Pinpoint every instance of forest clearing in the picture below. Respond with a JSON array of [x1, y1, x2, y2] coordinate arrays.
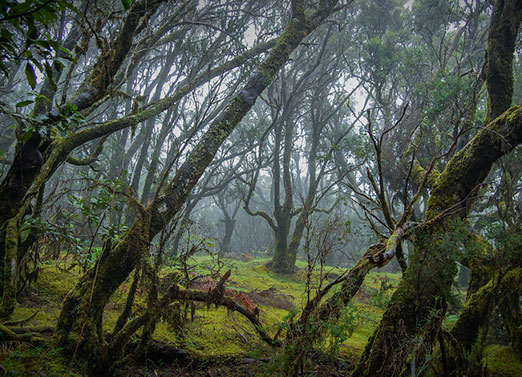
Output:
[[1, 0, 522, 376]]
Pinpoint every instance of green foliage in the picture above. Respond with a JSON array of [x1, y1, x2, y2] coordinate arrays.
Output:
[[423, 70, 473, 124], [21, 212, 82, 258], [0, 0, 83, 148], [485, 220, 522, 263], [0, 0, 76, 84], [14, 97, 86, 146], [364, 33, 400, 82], [412, 0, 463, 37], [368, 289, 390, 310], [325, 302, 358, 356], [36, 173, 130, 268], [368, 275, 393, 309], [276, 306, 298, 332], [53, 101, 85, 136], [356, 0, 406, 38]]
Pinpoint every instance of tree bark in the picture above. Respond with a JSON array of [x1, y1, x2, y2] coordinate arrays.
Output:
[[54, 2, 341, 368], [352, 102, 522, 376]]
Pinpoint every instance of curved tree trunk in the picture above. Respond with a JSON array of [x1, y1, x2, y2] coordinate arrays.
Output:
[[54, 3, 341, 370], [352, 100, 522, 376]]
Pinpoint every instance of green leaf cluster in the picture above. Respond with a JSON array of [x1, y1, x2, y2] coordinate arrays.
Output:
[[0, 0, 76, 87]]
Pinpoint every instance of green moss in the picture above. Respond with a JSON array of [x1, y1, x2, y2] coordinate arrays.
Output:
[[8, 263, 82, 329], [36, 264, 80, 300], [11, 306, 56, 329], [483, 345, 522, 377], [0, 342, 81, 377], [153, 256, 393, 360], [7, 254, 402, 375]]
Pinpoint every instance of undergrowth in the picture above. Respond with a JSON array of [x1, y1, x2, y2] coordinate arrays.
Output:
[[2, 255, 400, 376]]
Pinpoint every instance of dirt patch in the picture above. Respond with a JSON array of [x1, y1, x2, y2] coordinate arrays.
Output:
[[188, 277, 293, 311], [188, 276, 258, 313], [246, 287, 294, 311]]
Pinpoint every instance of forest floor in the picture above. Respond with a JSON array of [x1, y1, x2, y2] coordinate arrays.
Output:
[[1, 254, 521, 376]]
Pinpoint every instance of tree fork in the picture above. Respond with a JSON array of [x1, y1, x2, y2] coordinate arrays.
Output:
[[54, 0, 342, 367], [351, 99, 522, 377]]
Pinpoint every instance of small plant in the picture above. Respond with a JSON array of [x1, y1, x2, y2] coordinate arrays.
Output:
[[325, 302, 358, 356], [369, 275, 393, 309]]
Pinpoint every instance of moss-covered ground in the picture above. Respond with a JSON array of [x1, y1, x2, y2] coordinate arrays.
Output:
[[2, 255, 519, 376], [1, 255, 393, 375]]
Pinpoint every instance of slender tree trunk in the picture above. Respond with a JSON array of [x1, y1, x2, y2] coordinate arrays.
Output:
[[54, 5, 341, 369], [220, 216, 236, 253]]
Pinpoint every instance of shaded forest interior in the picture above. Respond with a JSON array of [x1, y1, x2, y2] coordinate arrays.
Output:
[[0, 0, 522, 376]]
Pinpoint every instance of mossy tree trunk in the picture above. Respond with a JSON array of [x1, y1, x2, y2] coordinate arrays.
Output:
[[268, 115, 296, 273], [0, 24, 79, 303], [352, 105, 522, 377], [352, 225, 457, 377], [220, 216, 236, 253], [0, 0, 165, 319], [429, 267, 522, 377], [485, 0, 521, 123], [270, 214, 294, 273], [54, 1, 342, 370], [424, 2, 522, 374], [499, 286, 522, 356], [0, 6, 279, 319]]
